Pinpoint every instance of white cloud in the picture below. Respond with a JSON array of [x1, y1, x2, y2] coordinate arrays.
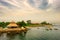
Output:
[[0, 0, 60, 24]]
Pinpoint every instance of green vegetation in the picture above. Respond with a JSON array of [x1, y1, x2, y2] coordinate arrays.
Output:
[[26, 20, 31, 26], [0, 22, 9, 28], [40, 21, 52, 26], [0, 20, 52, 28], [17, 20, 27, 27]]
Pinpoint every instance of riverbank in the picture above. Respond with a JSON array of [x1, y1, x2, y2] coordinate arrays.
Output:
[[26, 24, 53, 27]]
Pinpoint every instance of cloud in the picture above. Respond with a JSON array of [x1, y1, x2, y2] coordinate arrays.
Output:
[[48, 0, 60, 12], [0, 0, 60, 23], [38, 0, 49, 9], [53, 0, 60, 11], [28, 0, 60, 11], [28, 0, 49, 9], [0, 0, 19, 9]]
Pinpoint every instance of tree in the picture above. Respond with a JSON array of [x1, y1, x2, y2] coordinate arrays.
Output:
[[16, 22, 21, 27], [20, 20, 26, 27], [41, 21, 47, 25], [5, 22, 10, 26], [0, 22, 6, 28], [26, 20, 31, 26], [41, 21, 52, 25], [17, 21, 27, 27]]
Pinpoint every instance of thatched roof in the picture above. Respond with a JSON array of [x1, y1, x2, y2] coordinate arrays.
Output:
[[7, 21, 18, 28]]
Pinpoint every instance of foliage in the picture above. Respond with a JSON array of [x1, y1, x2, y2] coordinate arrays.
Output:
[[40, 21, 52, 25], [16, 22, 21, 27], [26, 20, 31, 26], [0, 22, 5, 28], [0, 20, 52, 28], [20, 20, 27, 27], [17, 21, 27, 27], [41, 21, 47, 25]]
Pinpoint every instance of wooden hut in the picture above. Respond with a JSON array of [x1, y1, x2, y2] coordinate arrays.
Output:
[[4, 21, 27, 34], [7, 21, 19, 28], [3, 21, 21, 33]]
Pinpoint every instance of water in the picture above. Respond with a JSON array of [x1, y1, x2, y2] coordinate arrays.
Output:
[[0, 26, 60, 40]]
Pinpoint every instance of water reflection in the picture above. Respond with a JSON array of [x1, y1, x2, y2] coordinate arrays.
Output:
[[0, 27, 60, 40], [0, 33, 8, 40], [0, 31, 27, 40]]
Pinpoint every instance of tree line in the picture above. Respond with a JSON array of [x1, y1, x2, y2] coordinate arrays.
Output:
[[0, 20, 52, 28], [0, 20, 31, 28]]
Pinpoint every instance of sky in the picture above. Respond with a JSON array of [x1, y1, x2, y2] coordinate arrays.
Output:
[[0, 0, 60, 24]]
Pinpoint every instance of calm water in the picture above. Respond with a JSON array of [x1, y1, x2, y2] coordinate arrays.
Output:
[[0, 26, 60, 40]]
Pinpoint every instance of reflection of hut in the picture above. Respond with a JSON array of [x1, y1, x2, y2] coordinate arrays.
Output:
[[7, 21, 19, 28]]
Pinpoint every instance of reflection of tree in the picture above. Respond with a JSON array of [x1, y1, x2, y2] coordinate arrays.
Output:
[[19, 31, 27, 37], [7, 33, 16, 40], [19, 32, 27, 40]]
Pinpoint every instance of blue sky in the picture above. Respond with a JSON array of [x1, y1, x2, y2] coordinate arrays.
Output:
[[0, 0, 60, 24]]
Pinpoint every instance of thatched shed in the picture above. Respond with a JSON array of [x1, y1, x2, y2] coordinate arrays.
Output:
[[7, 21, 19, 28]]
